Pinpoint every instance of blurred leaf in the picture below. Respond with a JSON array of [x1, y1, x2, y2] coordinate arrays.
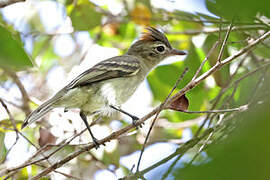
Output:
[[103, 148, 120, 167], [148, 42, 207, 121], [173, 97, 270, 180], [253, 41, 270, 58], [203, 34, 230, 87], [32, 36, 58, 72], [166, 94, 189, 111], [173, 10, 201, 23], [0, 25, 33, 70], [0, 132, 7, 163], [235, 70, 261, 106], [67, 0, 102, 31], [0, 119, 22, 131], [32, 36, 51, 59], [97, 23, 137, 49], [206, 0, 270, 21], [196, 12, 220, 22], [131, 2, 152, 26], [38, 127, 57, 147]]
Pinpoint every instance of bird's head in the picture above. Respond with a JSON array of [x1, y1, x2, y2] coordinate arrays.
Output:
[[127, 27, 187, 64]]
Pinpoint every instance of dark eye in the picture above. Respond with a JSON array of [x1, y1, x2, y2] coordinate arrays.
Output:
[[156, 45, 165, 53]]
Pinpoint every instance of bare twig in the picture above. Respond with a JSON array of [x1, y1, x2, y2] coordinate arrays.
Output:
[[5, 70, 31, 115], [0, 98, 19, 160], [166, 25, 267, 36], [136, 68, 189, 173], [121, 127, 219, 180], [180, 105, 248, 114], [192, 41, 219, 81], [217, 21, 234, 63]]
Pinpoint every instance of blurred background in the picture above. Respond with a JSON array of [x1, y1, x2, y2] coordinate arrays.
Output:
[[0, 0, 270, 179]]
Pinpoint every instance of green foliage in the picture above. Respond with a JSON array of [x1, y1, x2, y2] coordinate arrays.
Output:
[[0, 0, 269, 179], [67, 0, 102, 31], [173, 98, 270, 180], [0, 26, 33, 70], [206, 0, 270, 21], [203, 34, 230, 87], [148, 42, 208, 121], [32, 36, 58, 72]]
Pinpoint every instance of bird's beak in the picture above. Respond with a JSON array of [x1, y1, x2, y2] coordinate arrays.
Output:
[[170, 49, 187, 56]]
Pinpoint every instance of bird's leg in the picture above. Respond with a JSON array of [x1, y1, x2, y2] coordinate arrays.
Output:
[[109, 105, 142, 128], [79, 111, 100, 149]]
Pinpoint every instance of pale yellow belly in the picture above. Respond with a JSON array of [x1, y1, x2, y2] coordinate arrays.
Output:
[[54, 75, 143, 116]]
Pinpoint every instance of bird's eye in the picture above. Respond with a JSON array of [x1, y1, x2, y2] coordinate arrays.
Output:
[[156, 45, 165, 53]]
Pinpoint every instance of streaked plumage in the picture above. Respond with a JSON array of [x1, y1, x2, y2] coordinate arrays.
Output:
[[21, 27, 186, 147]]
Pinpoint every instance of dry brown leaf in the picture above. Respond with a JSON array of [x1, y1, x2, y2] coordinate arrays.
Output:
[[38, 127, 56, 147], [166, 94, 189, 111], [131, 3, 151, 26]]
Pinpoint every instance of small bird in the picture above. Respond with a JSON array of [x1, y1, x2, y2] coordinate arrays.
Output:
[[21, 27, 186, 148]]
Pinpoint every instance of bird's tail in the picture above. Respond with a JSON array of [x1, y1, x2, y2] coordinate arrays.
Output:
[[21, 99, 55, 129]]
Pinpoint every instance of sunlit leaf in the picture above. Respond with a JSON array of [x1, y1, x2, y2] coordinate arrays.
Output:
[[206, 0, 270, 21], [203, 34, 230, 87], [148, 42, 207, 121], [131, 3, 152, 26], [0, 25, 33, 70], [67, 0, 102, 31]]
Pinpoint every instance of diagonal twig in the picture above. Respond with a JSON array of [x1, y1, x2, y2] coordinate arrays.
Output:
[[11, 30, 270, 179], [136, 67, 189, 173]]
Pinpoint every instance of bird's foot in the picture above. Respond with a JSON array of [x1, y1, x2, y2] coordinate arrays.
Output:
[[92, 137, 100, 149], [131, 116, 143, 129]]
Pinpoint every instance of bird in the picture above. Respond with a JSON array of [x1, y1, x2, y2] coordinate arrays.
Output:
[[21, 27, 187, 148]]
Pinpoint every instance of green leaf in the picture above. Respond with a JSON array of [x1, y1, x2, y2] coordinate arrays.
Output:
[[206, 0, 270, 21], [203, 34, 230, 87], [253, 42, 270, 58], [0, 132, 7, 163], [68, 0, 102, 31], [32, 36, 58, 72], [0, 25, 33, 70], [147, 42, 207, 121]]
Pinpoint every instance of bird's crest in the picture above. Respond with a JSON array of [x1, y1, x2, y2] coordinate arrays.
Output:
[[139, 27, 171, 48]]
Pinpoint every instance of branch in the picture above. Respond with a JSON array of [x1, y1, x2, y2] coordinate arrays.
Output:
[[29, 30, 270, 180], [121, 127, 218, 180], [5, 70, 31, 115], [180, 105, 248, 114], [217, 21, 234, 63], [0, 0, 25, 8], [136, 67, 189, 173], [0, 98, 19, 161]]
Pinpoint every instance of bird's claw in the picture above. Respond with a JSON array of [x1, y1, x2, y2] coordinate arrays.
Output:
[[92, 137, 100, 149], [131, 116, 143, 129]]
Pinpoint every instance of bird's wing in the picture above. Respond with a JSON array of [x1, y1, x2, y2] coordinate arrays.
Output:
[[66, 55, 141, 89]]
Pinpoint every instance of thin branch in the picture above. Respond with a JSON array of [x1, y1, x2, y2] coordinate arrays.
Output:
[[192, 41, 219, 81], [168, 30, 270, 110], [180, 105, 248, 114], [217, 21, 234, 63], [5, 70, 31, 115], [0, 0, 25, 8], [166, 25, 267, 36], [121, 127, 218, 180], [195, 60, 270, 136], [136, 68, 189, 173], [0, 98, 19, 160], [3, 30, 268, 179]]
